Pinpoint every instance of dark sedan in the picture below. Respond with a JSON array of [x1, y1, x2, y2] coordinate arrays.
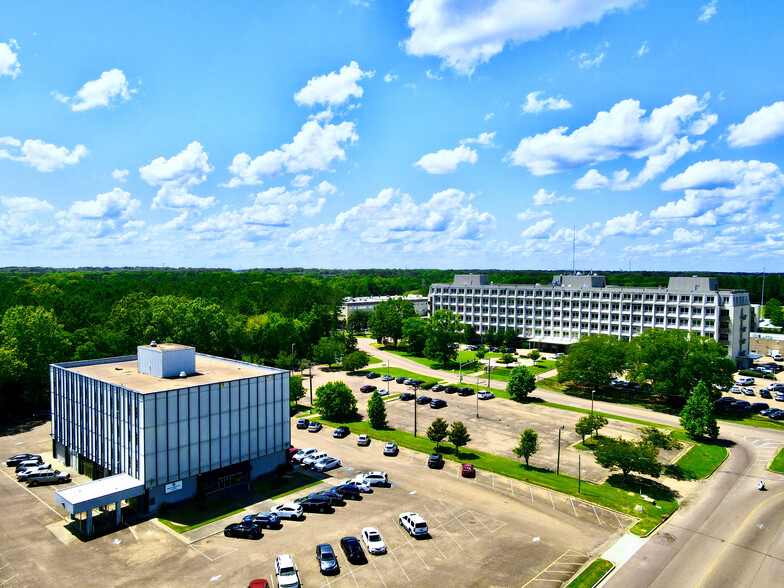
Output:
[[416, 396, 432, 405], [334, 483, 362, 500], [430, 399, 447, 409], [316, 543, 340, 575], [366, 372, 380, 379], [396, 376, 407, 384], [294, 495, 332, 513], [444, 386, 458, 394], [360, 385, 377, 393], [333, 426, 350, 438], [340, 536, 366, 564], [311, 490, 345, 506], [399, 392, 416, 401], [427, 453, 444, 469], [458, 387, 474, 396], [241, 512, 281, 528], [224, 522, 262, 539], [5, 454, 40, 467]]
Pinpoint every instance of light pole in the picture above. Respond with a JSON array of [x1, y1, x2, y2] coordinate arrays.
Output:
[[413, 384, 419, 437], [385, 360, 390, 395], [476, 376, 480, 418], [308, 362, 314, 405], [556, 424, 564, 475], [578, 454, 581, 494], [591, 390, 595, 415]]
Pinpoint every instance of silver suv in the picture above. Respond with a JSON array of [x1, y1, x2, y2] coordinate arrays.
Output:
[[26, 470, 70, 486]]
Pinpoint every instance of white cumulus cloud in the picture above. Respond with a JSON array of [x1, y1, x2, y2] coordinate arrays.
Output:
[[414, 144, 478, 174], [0, 40, 20, 78], [516, 208, 551, 221], [460, 132, 496, 147], [57, 69, 135, 112], [384, 72, 398, 83], [698, 0, 717, 21], [140, 142, 215, 210], [522, 91, 572, 114], [0, 136, 88, 172], [521, 217, 555, 239], [294, 61, 373, 107], [404, 0, 636, 74], [532, 188, 574, 206], [57, 188, 141, 238], [727, 102, 784, 148], [112, 168, 129, 182]]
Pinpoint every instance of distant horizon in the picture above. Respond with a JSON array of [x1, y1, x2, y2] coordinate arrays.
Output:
[[2, 2, 783, 271]]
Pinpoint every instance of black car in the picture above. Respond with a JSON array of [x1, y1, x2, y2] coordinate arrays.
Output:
[[715, 397, 736, 406], [396, 376, 407, 384], [399, 392, 416, 401], [296, 418, 309, 429], [366, 372, 380, 379], [505, 347, 516, 354], [312, 490, 345, 506], [750, 402, 770, 413], [458, 387, 474, 396], [444, 386, 458, 394], [769, 410, 784, 420], [731, 400, 752, 411], [224, 522, 263, 539], [333, 426, 350, 438], [427, 453, 444, 469], [760, 389, 773, 399], [294, 495, 332, 513], [334, 483, 361, 500], [432, 384, 445, 392], [340, 536, 366, 564], [430, 399, 447, 409], [416, 396, 432, 405], [241, 512, 282, 528], [5, 454, 40, 467], [316, 543, 340, 575]]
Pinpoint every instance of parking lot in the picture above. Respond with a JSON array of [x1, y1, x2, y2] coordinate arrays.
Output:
[[0, 420, 627, 587]]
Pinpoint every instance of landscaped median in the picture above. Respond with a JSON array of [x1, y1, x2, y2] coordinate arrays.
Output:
[[769, 447, 784, 473], [357, 366, 441, 387], [311, 416, 678, 536], [567, 559, 614, 588]]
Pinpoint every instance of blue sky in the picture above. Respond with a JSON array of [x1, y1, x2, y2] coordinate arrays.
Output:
[[1, 0, 783, 271]]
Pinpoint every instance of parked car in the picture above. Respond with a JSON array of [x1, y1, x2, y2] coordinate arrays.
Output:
[[403, 378, 414, 386], [416, 396, 432, 405], [399, 392, 415, 401], [312, 489, 344, 506], [270, 503, 304, 520], [248, 580, 269, 588], [334, 483, 362, 500], [715, 396, 736, 406], [357, 434, 371, 446], [16, 465, 52, 481], [340, 536, 366, 564], [296, 418, 309, 429], [760, 389, 773, 399], [730, 386, 742, 394], [315, 543, 340, 575], [377, 388, 389, 397], [313, 457, 341, 473], [768, 383, 784, 391], [15, 461, 51, 475], [769, 409, 784, 420], [287, 447, 300, 462], [775, 392, 784, 402], [333, 426, 350, 439], [772, 353, 783, 361], [461, 463, 475, 478], [26, 470, 70, 486], [292, 448, 318, 463], [242, 512, 281, 529], [431, 384, 445, 392], [366, 372, 380, 379], [731, 400, 752, 411], [274, 555, 301, 588], [737, 377, 755, 386], [360, 385, 377, 393], [396, 377, 407, 384], [381, 375, 395, 382], [458, 387, 474, 396], [5, 454, 40, 467], [383, 442, 399, 456], [399, 512, 429, 537], [224, 522, 263, 539], [15, 458, 44, 473], [553, 353, 565, 358], [444, 386, 458, 394], [307, 422, 323, 433], [361, 527, 387, 554], [342, 478, 372, 493], [360, 471, 389, 486], [742, 388, 755, 396], [750, 403, 769, 413], [430, 399, 447, 409], [294, 495, 332, 513], [302, 452, 328, 467], [477, 390, 494, 400], [427, 453, 444, 469]]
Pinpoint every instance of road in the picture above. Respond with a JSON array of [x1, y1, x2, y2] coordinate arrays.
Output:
[[357, 339, 784, 587]]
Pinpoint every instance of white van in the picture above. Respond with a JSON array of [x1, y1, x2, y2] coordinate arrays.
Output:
[[772, 353, 783, 361], [736, 376, 755, 386], [302, 452, 328, 467]]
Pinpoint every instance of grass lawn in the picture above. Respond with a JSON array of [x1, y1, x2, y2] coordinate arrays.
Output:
[[769, 447, 784, 473], [486, 361, 556, 382], [157, 496, 245, 534], [567, 559, 614, 588], [251, 470, 324, 500], [371, 344, 498, 373], [357, 366, 441, 386], [669, 443, 728, 479], [312, 416, 677, 536]]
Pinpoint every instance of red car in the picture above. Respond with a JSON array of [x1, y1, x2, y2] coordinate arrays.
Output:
[[286, 447, 299, 462], [461, 463, 475, 478], [248, 580, 269, 588], [360, 385, 377, 393]]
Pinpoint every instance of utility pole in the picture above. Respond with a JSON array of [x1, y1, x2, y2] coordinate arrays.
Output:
[[762, 268, 766, 310]]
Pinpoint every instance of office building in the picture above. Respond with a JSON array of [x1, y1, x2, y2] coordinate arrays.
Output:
[[340, 294, 429, 320]]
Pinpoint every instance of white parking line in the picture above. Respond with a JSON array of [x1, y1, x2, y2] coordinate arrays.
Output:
[[389, 548, 411, 582], [591, 505, 602, 525], [423, 504, 462, 551], [530, 485, 534, 502], [549, 492, 555, 510], [569, 499, 577, 517], [188, 544, 237, 562], [394, 522, 431, 571], [408, 452, 415, 464], [370, 559, 388, 588], [436, 501, 478, 543], [0, 467, 67, 520], [0, 574, 19, 586]]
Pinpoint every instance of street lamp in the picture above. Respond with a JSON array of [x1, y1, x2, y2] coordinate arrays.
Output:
[[386, 360, 390, 395], [591, 390, 595, 415], [556, 424, 564, 475], [308, 362, 315, 405], [476, 376, 480, 418], [413, 384, 420, 437]]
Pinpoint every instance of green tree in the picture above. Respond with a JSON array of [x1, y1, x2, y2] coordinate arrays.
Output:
[[764, 298, 784, 327], [313, 381, 358, 421], [427, 417, 449, 449], [506, 366, 536, 401], [275, 350, 298, 370], [289, 375, 306, 404], [475, 348, 486, 360], [502, 327, 520, 349], [346, 310, 371, 333], [499, 353, 516, 364], [402, 317, 429, 355], [312, 336, 346, 368], [367, 391, 387, 429], [448, 421, 471, 457], [575, 417, 594, 444], [424, 309, 464, 367], [342, 350, 370, 373], [679, 381, 720, 439], [513, 429, 540, 467], [589, 414, 608, 437], [556, 335, 627, 391], [638, 426, 683, 451], [528, 349, 541, 363], [594, 437, 662, 483], [627, 330, 735, 399], [368, 298, 416, 347]]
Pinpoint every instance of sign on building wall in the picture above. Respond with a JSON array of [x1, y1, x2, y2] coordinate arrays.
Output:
[[165, 480, 183, 494]]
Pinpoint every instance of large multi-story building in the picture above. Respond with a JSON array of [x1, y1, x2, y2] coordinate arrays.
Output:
[[50, 342, 290, 532], [428, 273, 751, 362], [340, 294, 429, 320]]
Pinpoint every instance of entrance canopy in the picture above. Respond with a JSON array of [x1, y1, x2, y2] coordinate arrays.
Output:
[[55, 473, 144, 515]]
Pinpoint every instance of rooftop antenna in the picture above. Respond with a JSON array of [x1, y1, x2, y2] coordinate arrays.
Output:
[[571, 226, 576, 275]]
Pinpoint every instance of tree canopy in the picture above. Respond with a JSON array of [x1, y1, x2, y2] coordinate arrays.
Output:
[[368, 298, 415, 347], [426, 417, 449, 449], [448, 421, 471, 457], [367, 391, 387, 429], [594, 437, 662, 482], [506, 366, 536, 400], [513, 429, 540, 467], [556, 335, 627, 391], [679, 381, 720, 439], [424, 309, 464, 367], [313, 381, 358, 422]]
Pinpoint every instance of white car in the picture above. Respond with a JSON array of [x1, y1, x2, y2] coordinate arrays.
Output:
[[737, 376, 755, 386], [344, 478, 372, 493], [292, 447, 318, 463], [361, 527, 387, 554], [730, 386, 742, 394], [302, 451, 328, 467], [275, 554, 301, 588], [359, 471, 388, 486], [477, 390, 494, 400], [270, 503, 304, 520], [377, 389, 389, 397], [399, 512, 428, 537], [357, 434, 371, 446], [313, 457, 341, 472]]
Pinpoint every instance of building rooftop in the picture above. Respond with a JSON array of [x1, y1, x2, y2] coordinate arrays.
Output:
[[64, 354, 281, 394]]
